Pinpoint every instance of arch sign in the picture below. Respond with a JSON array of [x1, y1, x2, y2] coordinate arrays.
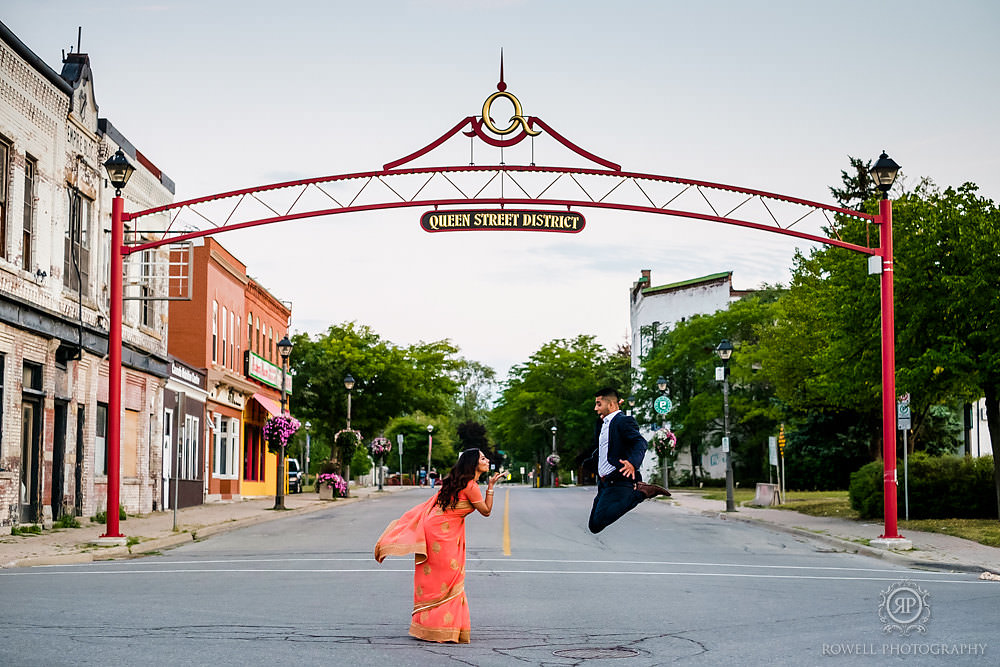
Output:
[[107, 60, 906, 546]]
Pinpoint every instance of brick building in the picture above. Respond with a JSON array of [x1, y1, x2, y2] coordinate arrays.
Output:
[[167, 238, 292, 501], [0, 21, 174, 529]]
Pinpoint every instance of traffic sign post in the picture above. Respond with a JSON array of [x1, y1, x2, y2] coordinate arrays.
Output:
[[396, 434, 404, 484], [897, 394, 911, 519], [777, 425, 787, 504]]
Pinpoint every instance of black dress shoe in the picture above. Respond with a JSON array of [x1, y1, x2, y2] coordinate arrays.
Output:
[[636, 482, 671, 499]]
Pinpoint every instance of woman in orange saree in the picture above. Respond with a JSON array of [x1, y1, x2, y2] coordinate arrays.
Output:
[[375, 449, 502, 643]]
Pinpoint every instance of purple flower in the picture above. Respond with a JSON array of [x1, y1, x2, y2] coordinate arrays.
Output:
[[368, 437, 392, 458], [317, 473, 348, 497], [263, 415, 300, 449]]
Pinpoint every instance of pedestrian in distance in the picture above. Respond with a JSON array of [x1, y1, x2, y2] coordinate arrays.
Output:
[[584, 387, 670, 533], [375, 449, 503, 643], [429, 467, 439, 488]]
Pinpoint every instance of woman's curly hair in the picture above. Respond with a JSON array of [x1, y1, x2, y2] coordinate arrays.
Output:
[[435, 449, 482, 511]]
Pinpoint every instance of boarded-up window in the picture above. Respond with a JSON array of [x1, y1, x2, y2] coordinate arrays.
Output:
[[122, 409, 140, 478]]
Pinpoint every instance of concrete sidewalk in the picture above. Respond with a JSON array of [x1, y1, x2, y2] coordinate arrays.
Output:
[[0, 484, 418, 569], [664, 491, 1000, 576]]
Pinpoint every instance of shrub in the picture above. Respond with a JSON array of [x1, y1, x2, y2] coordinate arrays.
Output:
[[90, 505, 128, 524], [850, 454, 996, 520], [54, 514, 81, 529]]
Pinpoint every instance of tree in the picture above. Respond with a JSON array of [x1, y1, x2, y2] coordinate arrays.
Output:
[[641, 290, 784, 485], [490, 335, 626, 478], [451, 358, 496, 424], [384, 413, 456, 480], [288, 322, 460, 468]]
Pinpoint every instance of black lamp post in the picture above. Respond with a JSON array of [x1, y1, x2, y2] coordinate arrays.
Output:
[[715, 339, 735, 512], [341, 373, 355, 493], [426, 424, 434, 483], [274, 335, 293, 509], [304, 421, 311, 489], [549, 425, 558, 487]]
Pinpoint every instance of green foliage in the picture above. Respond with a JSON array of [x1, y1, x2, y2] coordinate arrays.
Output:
[[782, 412, 876, 490], [641, 290, 784, 484], [54, 514, 81, 529], [452, 358, 497, 424], [384, 413, 456, 475], [90, 505, 127, 524], [287, 322, 460, 454], [350, 445, 372, 476], [11, 524, 42, 535], [850, 454, 997, 519], [490, 335, 627, 471]]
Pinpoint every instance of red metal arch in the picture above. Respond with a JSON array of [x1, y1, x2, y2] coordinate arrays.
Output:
[[104, 87, 903, 549], [122, 163, 878, 257]]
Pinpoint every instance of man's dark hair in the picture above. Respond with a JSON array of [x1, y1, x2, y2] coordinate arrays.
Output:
[[595, 387, 620, 400]]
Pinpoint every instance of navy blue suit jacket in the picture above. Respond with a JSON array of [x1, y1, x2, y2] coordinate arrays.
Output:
[[585, 413, 647, 482]]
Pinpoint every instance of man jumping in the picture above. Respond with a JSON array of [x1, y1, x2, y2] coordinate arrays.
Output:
[[584, 387, 670, 533]]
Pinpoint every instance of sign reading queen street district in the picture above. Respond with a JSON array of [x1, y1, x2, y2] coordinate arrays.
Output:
[[420, 209, 585, 233]]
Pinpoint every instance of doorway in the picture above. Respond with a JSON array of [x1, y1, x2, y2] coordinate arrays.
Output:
[[163, 407, 173, 510], [75, 405, 85, 516], [19, 400, 41, 523], [52, 401, 67, 521]]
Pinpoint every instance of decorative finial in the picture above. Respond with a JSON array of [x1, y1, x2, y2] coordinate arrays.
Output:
[[497, 48, 507, 92]]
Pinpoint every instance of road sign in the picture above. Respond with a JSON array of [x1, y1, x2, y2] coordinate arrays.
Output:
[[653, 395, 672, 414], [769, 436, 778, 466], [897, 396, 911, 431]]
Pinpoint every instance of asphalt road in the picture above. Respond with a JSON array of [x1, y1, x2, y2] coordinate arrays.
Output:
[[1, 486, 996, 666]]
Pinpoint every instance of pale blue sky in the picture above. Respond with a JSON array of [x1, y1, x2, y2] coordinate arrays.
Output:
[[5, 1, 998, 377]]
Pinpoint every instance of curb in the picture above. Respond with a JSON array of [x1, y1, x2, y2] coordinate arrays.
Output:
[[695, 507, 996, 575]]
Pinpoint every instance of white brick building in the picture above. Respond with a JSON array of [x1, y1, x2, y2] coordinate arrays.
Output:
[[0, 21, 174, 529], [628, 269, 751, 483]]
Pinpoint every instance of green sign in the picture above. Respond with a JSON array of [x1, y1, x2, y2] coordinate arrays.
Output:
[[654, 395, 672, 414]]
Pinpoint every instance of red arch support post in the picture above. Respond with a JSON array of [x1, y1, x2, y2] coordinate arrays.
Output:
[[875, 196, 907, 546], [102, 193, 125, 540]]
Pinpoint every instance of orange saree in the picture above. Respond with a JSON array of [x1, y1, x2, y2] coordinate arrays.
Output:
[[374, 480, 482, 643]]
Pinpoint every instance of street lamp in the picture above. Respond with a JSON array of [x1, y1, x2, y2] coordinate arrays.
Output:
[[344, 373, 355, 429], [653, 376, 670, 492], [100, 149, 135, 541], [304, 421, 311, 488], [869, 151, 907, 546], [550, 425, 558, 487], [426, 424, 434, 484], [716, 339, 735, 512], [341, 373, 355, 493], [274, 335, 293, 510], [627, 395, 636, 416]]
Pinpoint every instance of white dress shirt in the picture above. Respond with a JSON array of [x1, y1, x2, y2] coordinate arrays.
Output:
[[598, 410, 621, 477]]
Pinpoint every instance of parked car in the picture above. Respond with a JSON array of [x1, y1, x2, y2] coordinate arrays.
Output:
[[286, 458, 303, 493]]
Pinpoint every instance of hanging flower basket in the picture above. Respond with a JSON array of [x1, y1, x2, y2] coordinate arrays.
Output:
[[264, 415, 300, 453], [368, 436, 392, 458], [650, 428, 678, 461], [334, 429, 363, 458], [546, 453, 561, 469]]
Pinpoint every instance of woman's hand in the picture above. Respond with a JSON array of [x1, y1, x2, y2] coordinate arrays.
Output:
[[488, 472, 503, 487]]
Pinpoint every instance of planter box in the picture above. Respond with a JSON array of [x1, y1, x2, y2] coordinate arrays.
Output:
[[318, 485, 334, 500]]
